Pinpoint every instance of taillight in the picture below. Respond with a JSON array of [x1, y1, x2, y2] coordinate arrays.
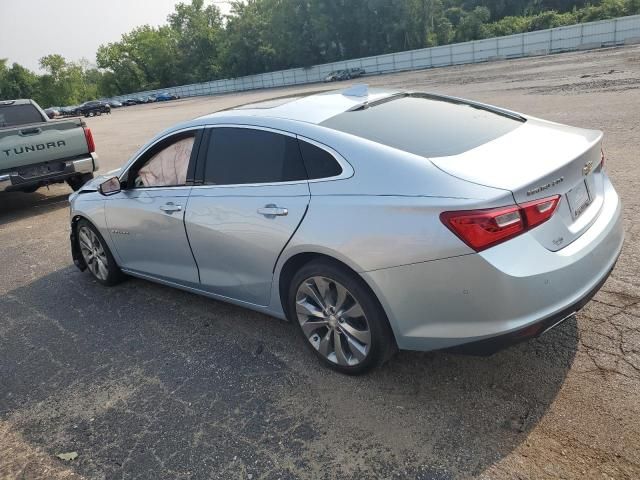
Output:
[[521, 195, 561, 229], [83, 126, 95, 153], [440, 195, 560, 252]]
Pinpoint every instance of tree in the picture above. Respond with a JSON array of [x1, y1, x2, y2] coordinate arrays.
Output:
[[5, 0, 640, 103], [0, 60, 38, 100], [169, 0, 224, 82]]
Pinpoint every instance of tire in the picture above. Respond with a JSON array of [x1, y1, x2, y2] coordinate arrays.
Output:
[[76, 219, 125, 286], [67, 173, 94, 191], [288, 259, 396, 374]]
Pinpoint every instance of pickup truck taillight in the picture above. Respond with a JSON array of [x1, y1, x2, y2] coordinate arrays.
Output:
[[83, 126, 95, 153], [440, 195, 561, 252]]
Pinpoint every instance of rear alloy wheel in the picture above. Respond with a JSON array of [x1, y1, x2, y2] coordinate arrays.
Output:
[[289, 260, 395, 374], [77, 220, 124, 286]]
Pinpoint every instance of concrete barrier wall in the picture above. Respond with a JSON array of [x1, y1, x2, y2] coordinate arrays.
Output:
[[109, 14, 640, 102]]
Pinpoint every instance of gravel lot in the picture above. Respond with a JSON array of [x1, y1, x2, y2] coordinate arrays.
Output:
[[1, 46, 639, 479]]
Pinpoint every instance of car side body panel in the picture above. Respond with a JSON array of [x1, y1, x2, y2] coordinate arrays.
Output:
[[186, 182, 310, 306], [69, 89, 625, 356], [104, 186, 200, 286]]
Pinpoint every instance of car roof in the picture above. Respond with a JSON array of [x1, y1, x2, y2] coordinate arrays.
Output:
[[0, 99, 36, 106], [197, 86, 400, 125]]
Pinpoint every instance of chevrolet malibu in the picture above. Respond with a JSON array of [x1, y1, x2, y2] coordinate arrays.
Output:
[[69, 87, 624, 374]]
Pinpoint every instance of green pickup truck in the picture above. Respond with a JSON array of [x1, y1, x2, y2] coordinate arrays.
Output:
[[0, 99, 99, 193]]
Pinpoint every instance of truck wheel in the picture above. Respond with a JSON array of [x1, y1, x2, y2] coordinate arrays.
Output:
[[67, 173, 94, 191]]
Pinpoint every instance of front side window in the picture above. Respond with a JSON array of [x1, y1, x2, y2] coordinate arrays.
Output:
[[204, 127, 307, 185], [133, 135, 195, 188]]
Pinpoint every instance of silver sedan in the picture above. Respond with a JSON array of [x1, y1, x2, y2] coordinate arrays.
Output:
[[69, 86, 624, 374]]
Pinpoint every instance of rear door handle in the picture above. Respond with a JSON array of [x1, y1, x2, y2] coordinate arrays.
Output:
[[159, 202, 182, 213], [257, 204, 288, 217]]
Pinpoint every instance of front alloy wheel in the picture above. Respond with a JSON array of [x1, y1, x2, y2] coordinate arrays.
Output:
[[78, 225, 109, 281], [76, 219, 124, 286]]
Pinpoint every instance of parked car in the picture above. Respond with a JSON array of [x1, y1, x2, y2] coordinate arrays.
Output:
[[136, 96, 152, 104], [107, 100, 123, 108], [60, 105, 79, 116], [155, 92, 179, 101], [122, 99, 138, 107], [76, 101, 111, 117], [44, 107, 60, 119], [324, 69, 362, 82], [324, 71, 340, 82], [69, 87, 623, 374], [0, 99, 98, 193]]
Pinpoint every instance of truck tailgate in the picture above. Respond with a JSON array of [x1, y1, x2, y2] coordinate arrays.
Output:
[[0, 118, 90, 172]]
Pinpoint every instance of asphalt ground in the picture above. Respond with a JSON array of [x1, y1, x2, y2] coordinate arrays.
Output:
[[1, 45, 639, 479]]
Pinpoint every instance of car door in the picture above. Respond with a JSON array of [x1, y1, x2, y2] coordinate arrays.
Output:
[[185, 126, 311, 306], [104, 129, 202, 286]]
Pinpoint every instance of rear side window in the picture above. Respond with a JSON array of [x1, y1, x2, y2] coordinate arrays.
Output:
[[204, 128, 307, 185], [0, 104, 44, 127], [298, 140, 342, 179]]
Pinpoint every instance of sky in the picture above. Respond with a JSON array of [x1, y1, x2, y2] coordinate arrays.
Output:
[[0, 0, 232, 72]]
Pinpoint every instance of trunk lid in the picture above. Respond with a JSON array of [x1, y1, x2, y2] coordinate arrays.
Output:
[[0, 118, 90, 172], [430, 118, 605, 251]]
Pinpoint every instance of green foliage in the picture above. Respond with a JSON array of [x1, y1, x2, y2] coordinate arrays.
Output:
[[0, 60, 38, 100], [2, 0, 640, 106]]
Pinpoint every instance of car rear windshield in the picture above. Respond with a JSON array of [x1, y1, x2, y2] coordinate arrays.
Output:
[[320, 94, 525, 157], [0, 104, 44, 128]]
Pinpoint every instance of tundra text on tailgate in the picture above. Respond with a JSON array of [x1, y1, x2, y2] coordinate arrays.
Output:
[[0, 99, 99, 193]]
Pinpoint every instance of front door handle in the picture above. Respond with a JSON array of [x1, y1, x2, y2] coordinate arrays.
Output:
[[257, 204, 288, 217], [159, 202, 182, 213]]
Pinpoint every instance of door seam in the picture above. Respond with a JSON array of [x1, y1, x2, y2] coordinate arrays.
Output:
[[182, 189, 202, 283]]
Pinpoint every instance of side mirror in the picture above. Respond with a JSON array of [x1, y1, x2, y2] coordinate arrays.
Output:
[[99, 176, 121, 196]]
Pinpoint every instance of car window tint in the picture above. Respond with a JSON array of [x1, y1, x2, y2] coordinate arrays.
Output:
[[205, 128, 307, 185], [298, 140, 342, 179], [320, 95, 524, 157], [135, 136, 194, 188], [0, 104, 44, 127]]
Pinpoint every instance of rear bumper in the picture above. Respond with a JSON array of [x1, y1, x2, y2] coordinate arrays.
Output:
[[363, 176, 624, 352], [0, 153, 98, 192], [445, 260, 615, 355]]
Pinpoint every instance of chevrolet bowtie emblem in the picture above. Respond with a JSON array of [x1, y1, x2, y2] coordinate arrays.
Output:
[[582, 161, 593, 176]]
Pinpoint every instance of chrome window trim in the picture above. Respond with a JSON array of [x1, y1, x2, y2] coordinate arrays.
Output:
[[189, 124, 353, 190]]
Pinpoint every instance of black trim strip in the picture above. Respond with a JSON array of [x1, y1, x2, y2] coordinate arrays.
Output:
[[193, 128, 210, 185], [186, 128, 204, 185]]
